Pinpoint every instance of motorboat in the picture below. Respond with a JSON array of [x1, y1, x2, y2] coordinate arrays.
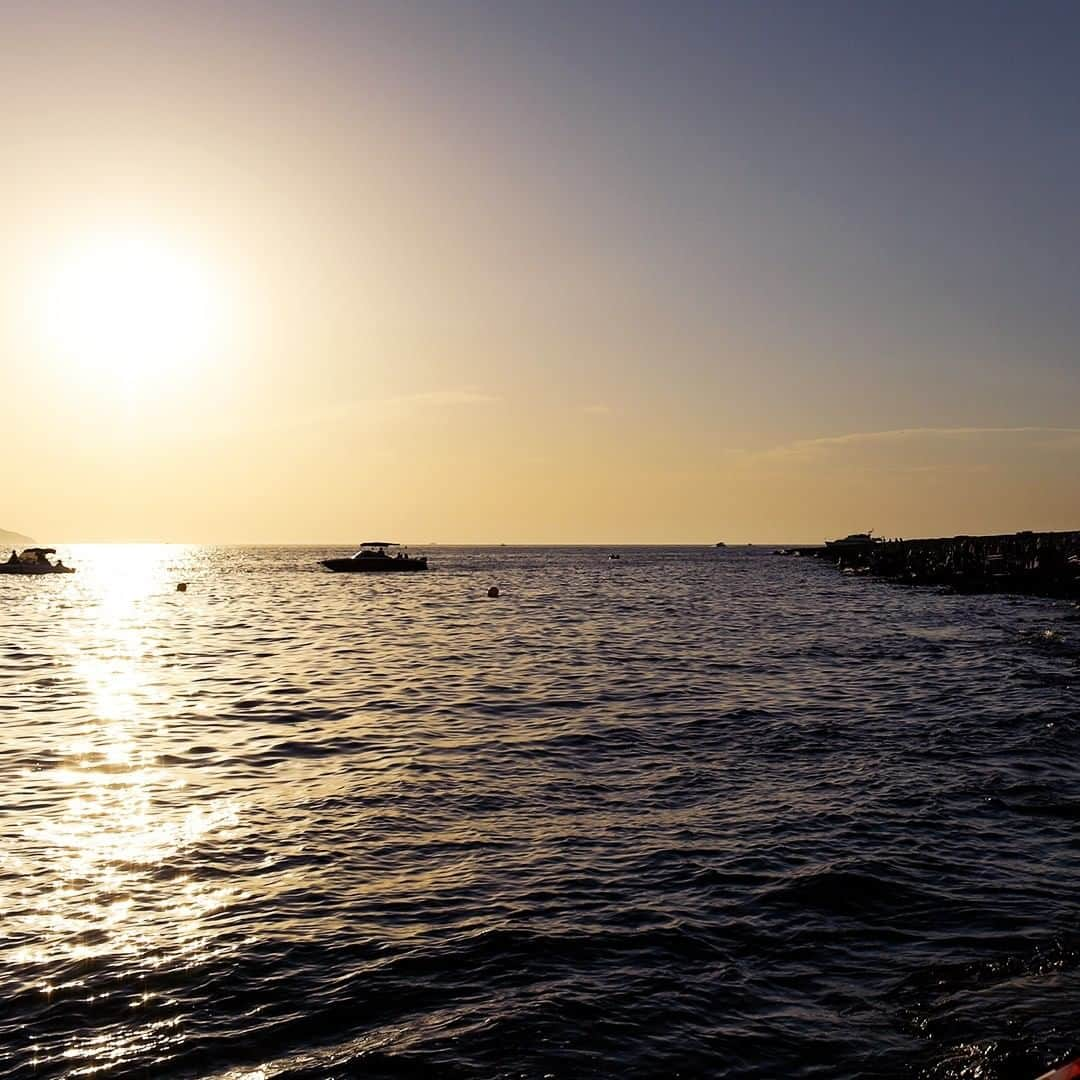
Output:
[[0, 548, 76, 575], [824, 532, 880, 569], [825, 532, 878, 551], [321, 542, 428, 573]]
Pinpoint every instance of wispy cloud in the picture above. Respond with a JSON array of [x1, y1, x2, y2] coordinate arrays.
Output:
[[760, 426, 1080, 462], [396, 390, 499, 407], [258, 388, 499, 435]]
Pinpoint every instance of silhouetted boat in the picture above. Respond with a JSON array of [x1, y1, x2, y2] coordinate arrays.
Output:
[[321, 542, 428, 573], [715, 542, 726, 547], [825, 532, 878, 551], [0, 548, 76, 575]]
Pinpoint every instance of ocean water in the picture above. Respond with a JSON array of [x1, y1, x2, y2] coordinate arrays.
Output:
[[2, 545, 1079, 1080]]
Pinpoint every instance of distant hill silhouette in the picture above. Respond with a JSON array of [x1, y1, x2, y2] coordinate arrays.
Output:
[[0, 527, 35, 548]]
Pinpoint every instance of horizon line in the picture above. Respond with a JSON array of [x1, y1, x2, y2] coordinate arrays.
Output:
[[11, 529, 1080, 548]]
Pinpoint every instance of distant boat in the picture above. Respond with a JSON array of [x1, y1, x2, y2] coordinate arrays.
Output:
[[321, 542, 427, 573], [715, 542, 726, 547], [825, 532, 878, 551], [0, 547, 76, 575]]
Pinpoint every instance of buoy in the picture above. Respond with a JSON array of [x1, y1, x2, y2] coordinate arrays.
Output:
[[176, 583, 188, 592], [487, 586, 499, 598]]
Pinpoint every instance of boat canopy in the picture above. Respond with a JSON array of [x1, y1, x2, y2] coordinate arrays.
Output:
[[22, 547, 56, 555], [359, 541, 396, 548]]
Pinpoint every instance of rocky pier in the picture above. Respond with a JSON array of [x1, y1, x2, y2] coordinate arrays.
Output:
[[794, 530, 1080, 599]]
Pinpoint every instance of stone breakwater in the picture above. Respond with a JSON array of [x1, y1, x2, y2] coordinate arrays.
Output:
[[799, 530, 1080, 598]]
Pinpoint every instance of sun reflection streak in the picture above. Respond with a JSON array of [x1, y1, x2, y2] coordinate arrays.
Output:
[[7, 545, 245, 1073]]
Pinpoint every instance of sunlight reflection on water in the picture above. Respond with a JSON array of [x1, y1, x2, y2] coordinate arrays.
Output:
[[6, 546, 242, 1072], [2, 546, 1079, 1079]]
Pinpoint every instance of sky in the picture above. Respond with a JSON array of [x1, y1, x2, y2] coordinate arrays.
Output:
[[2, 0, 1079, 543]]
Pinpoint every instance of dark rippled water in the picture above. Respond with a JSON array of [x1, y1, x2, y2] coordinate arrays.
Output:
[[2, 546, 1079, 1080]]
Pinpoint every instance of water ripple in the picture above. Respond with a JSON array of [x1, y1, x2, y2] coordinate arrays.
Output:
[[1, 545, 1078, 1079]]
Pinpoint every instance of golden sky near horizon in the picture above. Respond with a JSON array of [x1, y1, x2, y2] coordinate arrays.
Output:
[[2, 2, 1079, 544]]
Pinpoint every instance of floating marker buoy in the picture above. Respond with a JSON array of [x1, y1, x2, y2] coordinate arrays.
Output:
[[487, 586, 499, 598], [176, 583, 188, 592]]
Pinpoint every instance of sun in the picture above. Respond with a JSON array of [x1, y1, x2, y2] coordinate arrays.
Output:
[[34, 231, 224, 384]]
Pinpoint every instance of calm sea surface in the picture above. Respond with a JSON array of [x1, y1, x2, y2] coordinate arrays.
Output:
[[2, 546, 1079, 1080]]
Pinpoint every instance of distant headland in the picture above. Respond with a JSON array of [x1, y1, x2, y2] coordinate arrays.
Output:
[[0, 527, 35, 548]]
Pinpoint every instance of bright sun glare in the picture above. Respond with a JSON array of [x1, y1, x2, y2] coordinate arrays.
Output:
[[35, 232, 223, 384]]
